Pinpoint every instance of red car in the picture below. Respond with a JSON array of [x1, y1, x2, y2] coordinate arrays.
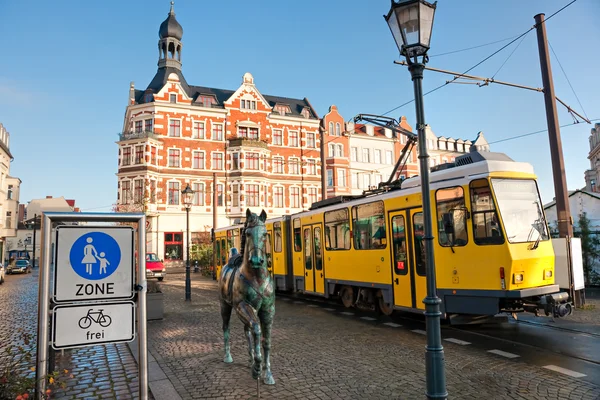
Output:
[[146, 253, 166, 281]]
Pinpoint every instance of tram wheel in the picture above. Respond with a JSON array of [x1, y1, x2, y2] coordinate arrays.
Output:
[[340, 285, 354, 308], [377, 292, 393, 316]]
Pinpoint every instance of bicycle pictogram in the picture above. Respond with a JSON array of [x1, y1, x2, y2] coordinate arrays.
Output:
[[78, 308, 112, 329]]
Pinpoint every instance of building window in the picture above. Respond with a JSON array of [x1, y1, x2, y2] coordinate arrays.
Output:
[[170, 94, 177, 103], [336, 123, 341, 136], [351, 173, 358, 189], [362, 148, 370, 163], [134, 179, 144, 203], [198, 95, 216, 107], [168, 149, 180, 167], [169, 120, 181, 137], [306, 132, 315, 148], [301, 108, 310, 118], [232, 153, 239, 170], [217, 184, 224, 206], [212, 153, 224, 170], [7, 185, 13, 200], [192, 182, 204, 206], [168, 181, 180, 205], [150, 180, 156, 203], [327, 170, 333, 187], [193, 151, 205, 169], [307, 160, 316, 175], [289, 131, 298, 147], [289, 158, 300, 175], [329, 122, 334, 135], [246, 153, 260, 170], [193, 121, 205, 139], [144, 93, 153, 103], [290, 187, 300, 208], [145, 119, 153, 132], [122, 147, 131, 166], [338, 169, 347, 187], [212, 124, 223, 141], [273, 129, 283, 145], [335, 144, 343, 158], [247, 184, 260, 206], [308, 188, 318, 205], [135, 145, 144, 164], [121, 180, 131, 204], [241, 99, 257, 110], [134, 120, 143, 133], [232, 185, 239, 207], [374, 149, 381, 164], [351, 147, 358, 162], [386, 150, 393, 165], [274, 104, 289, 115], [164, 232, 183, 260], [239, 127, 259, 140], [273, 186, 283, 208], [151, 146, 157, 165], [273, 157, 283, 173]]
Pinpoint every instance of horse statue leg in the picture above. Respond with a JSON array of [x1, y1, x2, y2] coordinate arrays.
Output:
[[235, 302, 262, 379], [220, 299, 233, 363], [244, 326, 255, 367], [259, 305, 276, 385]]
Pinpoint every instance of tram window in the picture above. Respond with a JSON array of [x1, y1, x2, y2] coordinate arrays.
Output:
[[274, 222, 282, 253], [227, 230, 235, 249], [435, 186, 468, 247], [303, 228, 312, 270], [232, 229, 240, 250], [413, 213, 427, 276], [392, 215, 408, 275], [266, 233, 273, 270], [314, 227, 323, 271], [351, 201, 387, 250], [324, 208, 351, 250], [470, 179, 504, 245], [293, 218, 302, 252], [221, 239, 227, 265], [216, 241, 221, 265]]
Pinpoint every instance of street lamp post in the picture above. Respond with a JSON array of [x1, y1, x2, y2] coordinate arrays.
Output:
[[182, 184, 194, 301], [28, 214, 38, 268], [385, 1, 447, 399]]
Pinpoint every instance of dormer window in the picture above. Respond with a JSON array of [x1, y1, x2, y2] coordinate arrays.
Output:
[[241, 99, 257, 110], [144, 93, 154, 103], [301, 107, 311, 118], [170, 94, 177, 103], [274, 104, 291, 115], [197, 95, 217, 108]]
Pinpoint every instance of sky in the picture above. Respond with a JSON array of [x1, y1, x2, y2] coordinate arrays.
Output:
[[0, 0, 598, 211]]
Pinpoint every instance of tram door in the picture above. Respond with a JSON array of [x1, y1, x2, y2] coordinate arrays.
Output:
[[302, 224, 325, 294], [389, 209, 426, 310], [265, 230, 274, 279]]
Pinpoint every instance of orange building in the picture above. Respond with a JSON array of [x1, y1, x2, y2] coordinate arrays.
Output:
[[116, 4, 321, 264]]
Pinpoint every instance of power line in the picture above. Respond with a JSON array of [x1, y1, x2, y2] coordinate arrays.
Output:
[[491, 31, 530, 78], [548, 40, 589, 120], [428, 35, 521, 58], [488, 118, 599, 145]]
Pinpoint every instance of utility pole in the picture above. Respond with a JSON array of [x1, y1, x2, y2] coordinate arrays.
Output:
[[212, 173, 218, 276], [535, 13, 582, 307]]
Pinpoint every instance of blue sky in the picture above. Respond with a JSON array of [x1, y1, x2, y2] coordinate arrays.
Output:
[[0, 0, 598, 211]]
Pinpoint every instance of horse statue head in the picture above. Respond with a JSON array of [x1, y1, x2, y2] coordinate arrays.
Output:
[[242, 208, 268, 269]]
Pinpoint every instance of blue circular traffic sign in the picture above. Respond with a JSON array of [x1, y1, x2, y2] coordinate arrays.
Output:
[[69, 232, 121, 280]]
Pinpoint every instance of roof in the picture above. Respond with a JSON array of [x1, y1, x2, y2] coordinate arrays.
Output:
[[141, 68, 318, 119], [543, 189, 600, 209]]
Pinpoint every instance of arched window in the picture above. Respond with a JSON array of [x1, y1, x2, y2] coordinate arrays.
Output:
[[336, 123, 341, 136], [329, 122, 334, 135]]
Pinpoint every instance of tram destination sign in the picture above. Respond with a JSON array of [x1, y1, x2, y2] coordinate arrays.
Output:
[[54, 226, 135, 302]]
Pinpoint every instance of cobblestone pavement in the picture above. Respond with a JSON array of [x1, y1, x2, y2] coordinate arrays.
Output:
[[148, 273, 600, 400], [0, 270, 144, 399]]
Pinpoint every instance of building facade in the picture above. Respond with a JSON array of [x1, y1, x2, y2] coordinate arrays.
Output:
[[116, 5, 322, 265], [0, 123, 21, 264], [584, 122, 600, 192], [321, 107, 490, 197]]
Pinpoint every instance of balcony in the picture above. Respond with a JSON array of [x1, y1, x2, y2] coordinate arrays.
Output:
[[228, 137, 268, 150], [118, 130, 160, 142]]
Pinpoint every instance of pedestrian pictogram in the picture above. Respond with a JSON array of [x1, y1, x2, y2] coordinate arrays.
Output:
[[70, 232, 121, 280], [78, 308, 112, 329]]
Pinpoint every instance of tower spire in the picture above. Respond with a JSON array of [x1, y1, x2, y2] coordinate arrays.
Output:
[[170, 1, 175, 15], [157, 2, 183, 70]]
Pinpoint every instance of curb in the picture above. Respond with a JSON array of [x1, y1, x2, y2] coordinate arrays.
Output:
[[128, 338, 182, 400]]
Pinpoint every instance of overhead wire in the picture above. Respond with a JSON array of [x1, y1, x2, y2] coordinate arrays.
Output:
[[548, 40, 589, 120], [491, 31, 530, 79], [488, 118, 599, 145], [428, 34, 522, 58]]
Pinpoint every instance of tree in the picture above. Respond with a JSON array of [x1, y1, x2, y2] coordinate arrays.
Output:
[[112, 179, 157, 227], [575, 212, 600, 285]]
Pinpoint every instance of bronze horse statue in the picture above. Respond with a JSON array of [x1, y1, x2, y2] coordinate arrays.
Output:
[[219, 209, 275, 385]]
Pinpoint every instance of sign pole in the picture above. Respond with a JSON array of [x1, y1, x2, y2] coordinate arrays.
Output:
[[35, 214, 52, 398], [137, 215, 148, 399]]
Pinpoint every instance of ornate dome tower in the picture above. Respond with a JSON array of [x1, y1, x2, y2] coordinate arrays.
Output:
[[157, 2, 183, 70]]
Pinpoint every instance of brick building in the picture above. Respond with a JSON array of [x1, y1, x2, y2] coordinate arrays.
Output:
[[116, 4, 321, 264]]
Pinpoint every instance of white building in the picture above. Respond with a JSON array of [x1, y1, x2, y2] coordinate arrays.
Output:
[[584, 122, 600, 192], [0, 123, 21, 264]]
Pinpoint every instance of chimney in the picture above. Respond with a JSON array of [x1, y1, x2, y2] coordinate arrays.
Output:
[[46, 196, 52, 199]]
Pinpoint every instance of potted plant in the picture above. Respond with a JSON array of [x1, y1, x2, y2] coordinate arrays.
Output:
[[146, 280, 164, 320]]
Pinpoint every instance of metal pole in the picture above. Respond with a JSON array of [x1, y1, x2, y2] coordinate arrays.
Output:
[[137, 215, 148, 399], [409, 61, 447, 400], [35, 214, 52, 398], [185, 206, 191, 301], [534, 14, 581, 307], [32, 214, 37, 268], [213, 173, 218, 277]]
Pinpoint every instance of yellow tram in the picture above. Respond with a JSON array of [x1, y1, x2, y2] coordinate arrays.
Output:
[[213, 151, 572, 320]]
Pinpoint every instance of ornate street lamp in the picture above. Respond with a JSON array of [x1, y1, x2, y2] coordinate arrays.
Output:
[[384, 1, 447, 399], [182, 184, 195, 301], [26, 214, 38, 268]]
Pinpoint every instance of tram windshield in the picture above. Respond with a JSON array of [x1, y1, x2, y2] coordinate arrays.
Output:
[[491, 179, 549, 244]]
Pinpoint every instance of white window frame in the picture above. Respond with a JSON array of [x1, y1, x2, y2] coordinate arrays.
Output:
[[168, 118, 181, 137], [192, 150, 205, 169]]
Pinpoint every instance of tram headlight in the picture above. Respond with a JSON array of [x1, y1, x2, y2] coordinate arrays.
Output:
[[513, 273, 524, 284], [543, 269, 553, 280]]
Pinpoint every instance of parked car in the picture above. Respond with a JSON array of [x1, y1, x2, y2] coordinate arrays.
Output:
[[0, 264, 5, 284], [146, 253, 165, 281], [7, 259, 32, 274]]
